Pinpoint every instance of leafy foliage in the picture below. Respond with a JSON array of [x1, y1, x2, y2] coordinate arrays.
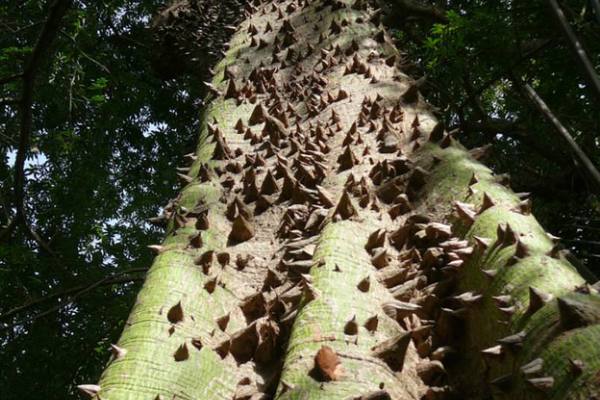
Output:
[[0, 1, 206, 398], [386, 0, 600, 273]]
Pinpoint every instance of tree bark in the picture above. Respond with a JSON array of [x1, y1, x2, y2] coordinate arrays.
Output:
[[89, 1, 600, 399]]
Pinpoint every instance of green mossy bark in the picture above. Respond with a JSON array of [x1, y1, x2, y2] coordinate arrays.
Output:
[[94, 0, 599, 399], [96, 17, 257, 400], [276, 221, 422, 400], [414, 142, 599, 399]]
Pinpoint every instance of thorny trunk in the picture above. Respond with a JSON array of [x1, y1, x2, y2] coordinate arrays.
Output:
[[87, 0, 600, 399]]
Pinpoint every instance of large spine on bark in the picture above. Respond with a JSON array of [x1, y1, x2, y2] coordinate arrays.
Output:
[[88, 0, 600, 399]]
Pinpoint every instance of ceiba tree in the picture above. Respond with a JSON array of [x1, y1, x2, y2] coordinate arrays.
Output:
[[82, 0, 600, 399]]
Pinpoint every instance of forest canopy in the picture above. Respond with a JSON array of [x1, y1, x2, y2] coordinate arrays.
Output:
[[0, 0, 599, 398]]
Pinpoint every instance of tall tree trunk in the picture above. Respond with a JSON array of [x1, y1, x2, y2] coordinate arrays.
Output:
[[86, 0, 600, 399]]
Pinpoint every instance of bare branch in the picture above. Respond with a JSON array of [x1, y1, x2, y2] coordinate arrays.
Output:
[[455, 38, 553, 112], [23, 223, 58, 257], [60, 30, 111, 74], [548, 0, 600, 104], [515, 79, 600, 193], [460, 118, 568, 166], [0, 268, 148, 328], [10, 0, 71, 252]]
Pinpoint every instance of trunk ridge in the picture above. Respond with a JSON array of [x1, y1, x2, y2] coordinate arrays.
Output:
[[90, 1, 600, 399]]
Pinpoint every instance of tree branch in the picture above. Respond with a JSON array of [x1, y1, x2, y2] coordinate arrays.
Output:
[[0, 268, 147, 328], [455, 38, 553, 112], [548, 0, 600, 104], [9, 0, 71, 252], [514, 78, 600, 193], [60, 30, 111, 74], [460, 118, 569, 166], [23, 223, 58, 255]]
